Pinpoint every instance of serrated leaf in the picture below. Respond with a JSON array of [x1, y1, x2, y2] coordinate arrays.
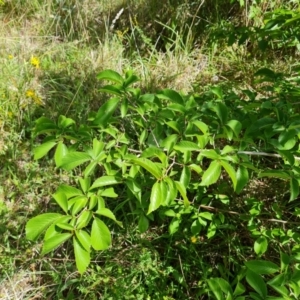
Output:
[[201, 161, 221, 186], [169, 218, 181, 234], [75, 230, 91, 251], [34, 141, 57, 160], [95, 208, 122, 227], [60, 152, 91, 170], [129, 157, 162, 180], [245, 260, 279, 274], [254, 236, 268, 256], [79, 177, 91, 193], [26, 213, 63, 241], [52, 192, 68, 214], [159, 89, 184, 105], [214, 102, 228, 124], [100, 187, 118, 198], [236, 165, 249, 194], [121, 98, 129, 118], [97, 69, 124, 84], [90, 176, 121, 190], [58, 115, 75, 129], [147, 181, 162, 214], [192, 121, 208, 134], [246, 270, 267, 298], [76, 210, 92, 230], [71, 196, 88, 215], [175, 181, 190, 206], [226, 120, 242, 137], [174, 141, 200, 152], [164, 177, 178, 206], [180, 166, 191, 188], [91, 218, 111, 250], [220, 160, 237, 190], [54, 142, 68, 167], [56, 185, 83, 198], [73, 236, 90, 274], [200, 149, 220, 160], [41, 233, 72, 255], [93, 97, 120, 127]]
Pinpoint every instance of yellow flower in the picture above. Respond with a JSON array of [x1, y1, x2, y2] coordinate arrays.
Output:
[[191, 236, 197, 243], [30, 56, 40, 68], [7, 111, 13, 118], [8, 55, 13, 59], [33, 95, 43, 106], [26, 89, 35, 98]]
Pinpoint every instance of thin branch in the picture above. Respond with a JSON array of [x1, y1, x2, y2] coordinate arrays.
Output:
[[238, 151, 300, 161]]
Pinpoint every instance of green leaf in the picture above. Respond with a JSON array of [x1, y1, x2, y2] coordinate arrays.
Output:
[[138, 214, 149, 233], [26, 213, 63, 241], [290, 177, 299, 202], [79, 177, 91, 193], [100, 187, 118, 198], [34, 141, 57, 160], [71, 196, 88, 215], [220, 161, 237, 190], [246, 270, 267, 298], [142, 147, 168, 167], [129, 157, 162, 180], [258, 170, 290, 180], [226, 120, 242, 137], [175, 181, 190, 206], [91, 218, 111, 250], [180, 166, 191, 188], [73, 236, 90, 274], [207, 278, 233, 300], [56, 185, 83, 198], [192, 121, 208, 134], [54, 141, 68, 167], [278, 150, 295, 165], [121, 98, 129, 118], [93, 97, 120, 127], [169, 218, 181, 234], [60, 152, 91, 170], [57, 115, 75, 129], [52, 192, 68, 214], [90, 176, 121, 190], [124, 70, 139, 87], [201, 161, 221, 186], [95, 208, 122, 227], [160, 134, 178, 152], [99, 85, 123, 96], [147, 181, 163, 214], [200, 149, 220, 160], [41, 233, 72, 255], [174, 141, 200, 152], [254, 236, 268, 256], [164, 177, 178, 206], [236, 165, 249, 194], [75, 230, 91, 251], [211, 86, 223, 99], [233, 282, 246, 297], [76, 211, 92, 230], [159, 89, 184, 105], [214, 102, 228, 124], [166, 121, 180, 133], [97, 69, 124, 84], [245, 260, 279, 274]]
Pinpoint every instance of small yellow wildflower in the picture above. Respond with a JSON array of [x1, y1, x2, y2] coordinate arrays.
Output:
[[26, 89, 35, 98], [30, 56, 40, 68], [7, 111, 13, 118], [191, 236, 197, 243], [8, 55, 13, 59], [33, 95, 43, 106]]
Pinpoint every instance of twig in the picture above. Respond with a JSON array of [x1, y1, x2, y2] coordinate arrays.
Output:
[[238, 151, 300, 161]]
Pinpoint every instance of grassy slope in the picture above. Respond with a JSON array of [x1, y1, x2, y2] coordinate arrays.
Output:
[[0, 0, 299, 299]]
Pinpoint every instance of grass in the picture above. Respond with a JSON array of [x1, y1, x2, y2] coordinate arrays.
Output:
[[1, 0, 299, 298]]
